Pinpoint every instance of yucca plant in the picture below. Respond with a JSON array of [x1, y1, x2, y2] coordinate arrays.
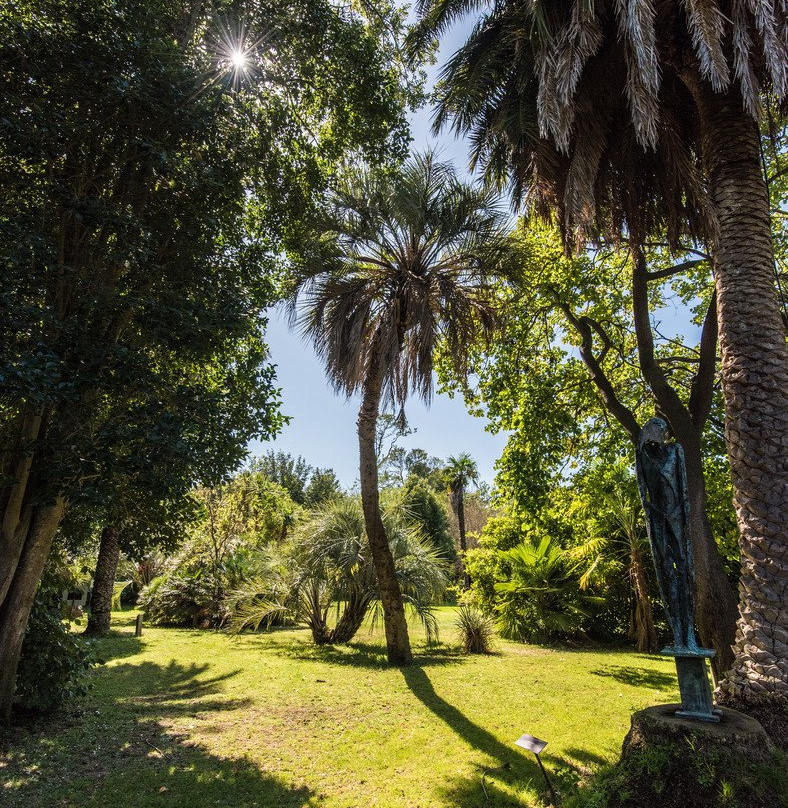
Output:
[[456, 604, 495, 654]]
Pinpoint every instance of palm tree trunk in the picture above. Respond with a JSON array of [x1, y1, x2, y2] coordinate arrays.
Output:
[[455, 490, 471, 589], [328, 589, 372, 644], [687, 76, 788, 698], [357, 343, 412, 665], [85, 525, 121, 637], [629, 543, 659, 654]]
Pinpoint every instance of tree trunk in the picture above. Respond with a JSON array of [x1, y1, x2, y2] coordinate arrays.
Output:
[[454, 490, 471, 589], [0, 497, 65, 721], [357, 343, 412, 665], [629, 543, 659, 654], [689, 77, 788, 698], [327, 589, 372, 645], [632, 254, 738, 678], [85, 525, 121, 637]]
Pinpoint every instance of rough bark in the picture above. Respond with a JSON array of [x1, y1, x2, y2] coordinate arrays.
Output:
[[357, 342, 413, 665], [85, 525, 121, 637], [450, 487, 471, 588], [0, 497, 65, 721], [629, 543, 659, 654], [688, 77, 788, 697]]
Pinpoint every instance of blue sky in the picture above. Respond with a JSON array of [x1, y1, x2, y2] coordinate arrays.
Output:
[[249, 16, 509, 489]]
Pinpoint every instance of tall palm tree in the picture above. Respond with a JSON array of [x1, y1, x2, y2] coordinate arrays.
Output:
[[290, 152, 509, 664], [413, 0, 788, 698], [445, 453, 478, 587]]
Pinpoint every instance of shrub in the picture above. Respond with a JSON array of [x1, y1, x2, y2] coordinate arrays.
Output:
[[15, 575, 95, 713], [494, 538, 603, 643], [456, 604, 494, 654]]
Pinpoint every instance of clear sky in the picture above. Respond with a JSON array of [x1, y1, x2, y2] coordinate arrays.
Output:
[[249, 15, 510, 490]]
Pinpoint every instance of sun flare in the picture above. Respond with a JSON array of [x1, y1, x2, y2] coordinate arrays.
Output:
[[231, 49, 247, 69]]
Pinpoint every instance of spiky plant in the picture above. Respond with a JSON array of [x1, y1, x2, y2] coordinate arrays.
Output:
[[414, 0, 788, 698], [290, 152, 511, 664], [456, 603, 495, 654], [494, 537, 602, 643]]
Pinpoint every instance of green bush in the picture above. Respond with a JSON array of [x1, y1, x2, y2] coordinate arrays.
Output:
[[15, 579, 95, 713]]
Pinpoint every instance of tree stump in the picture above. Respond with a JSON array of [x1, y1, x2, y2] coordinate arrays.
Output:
[[582, 705, 786, 808]]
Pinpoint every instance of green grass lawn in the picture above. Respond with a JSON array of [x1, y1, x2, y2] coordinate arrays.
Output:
[[0, 608, 680, 808]]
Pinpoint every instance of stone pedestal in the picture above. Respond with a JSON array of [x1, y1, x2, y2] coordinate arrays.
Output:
[[594, 705, 783, 808], [661, 647, 718, 721], [624, 704, 773, 759]]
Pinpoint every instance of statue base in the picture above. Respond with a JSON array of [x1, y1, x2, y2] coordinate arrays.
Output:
[[594, 705, 781, 808], [660, 646, 718, 722]]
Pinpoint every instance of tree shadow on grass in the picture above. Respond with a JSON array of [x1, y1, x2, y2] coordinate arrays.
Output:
[[258, 635, 468, 669], [590, 664, 676, 689], [91, 632, 144, 662], [401, 666, 559, 805], [0, 660, 319, 808]]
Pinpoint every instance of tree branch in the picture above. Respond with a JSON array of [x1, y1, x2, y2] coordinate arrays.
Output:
[[688, 289, 718, 430], [550, 292, 640, 443], [631, 250, 694, 442], [645, 258, 705, 280]]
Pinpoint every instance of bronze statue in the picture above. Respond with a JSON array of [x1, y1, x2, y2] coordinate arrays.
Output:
[[635, 417, 718, 721], [635, 417, 699, 653]]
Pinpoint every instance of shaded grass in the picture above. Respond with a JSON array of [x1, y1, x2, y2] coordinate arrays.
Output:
[[0, 608, 680, 807]]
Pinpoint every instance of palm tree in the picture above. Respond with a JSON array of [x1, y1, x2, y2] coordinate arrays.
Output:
[[290, 152, 509, 664], [570, 490, 659, 654], [226, 497, 449, 645], [495, 537, 601, 643], [414, 0, 788, 698], [445, 453, 478, 587]]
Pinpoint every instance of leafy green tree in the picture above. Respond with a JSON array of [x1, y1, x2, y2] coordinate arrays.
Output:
[[399, 477, 455, 563], [290, 152, 510, 664], [0, 0, 411, 718], [254, 452, 313, 504], [439, 223, 738, 675], [304, 468, 342, 507], [415, 0, 787, 698]]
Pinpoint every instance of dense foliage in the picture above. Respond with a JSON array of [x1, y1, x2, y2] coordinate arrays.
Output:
[[15, 570, 94, 713]]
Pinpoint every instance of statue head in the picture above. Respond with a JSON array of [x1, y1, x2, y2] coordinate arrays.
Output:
[[638, 417, 669, 451]]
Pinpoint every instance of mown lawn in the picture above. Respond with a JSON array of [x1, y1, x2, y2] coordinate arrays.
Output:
[[0, 609, 680, 808]]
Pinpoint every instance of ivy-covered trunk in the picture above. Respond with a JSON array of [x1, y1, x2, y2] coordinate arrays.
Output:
[[85, 525, 121, 637], [689, 76, 788, 698], [357, 341, 412, 666]]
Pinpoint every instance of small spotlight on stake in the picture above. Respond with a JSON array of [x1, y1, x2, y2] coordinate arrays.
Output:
[[515, 733, 558, 804]]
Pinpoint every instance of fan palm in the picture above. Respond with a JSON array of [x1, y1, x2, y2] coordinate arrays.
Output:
[[290, 152, 510, 664], [495, 537, 601, 642], [414, 0, 788, 698], [445, 453, 478, 587], [570, 489, 659, 654], [227, 497, 449, 645]]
